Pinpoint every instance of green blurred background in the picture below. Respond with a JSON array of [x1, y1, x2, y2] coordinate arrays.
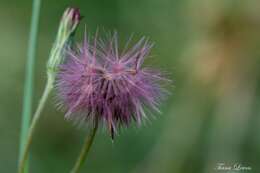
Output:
[[1, 0, 260, 172]]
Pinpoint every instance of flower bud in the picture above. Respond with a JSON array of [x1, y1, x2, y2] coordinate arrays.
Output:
[[47, 7, 81, 84], [61, 7, 81, 35]]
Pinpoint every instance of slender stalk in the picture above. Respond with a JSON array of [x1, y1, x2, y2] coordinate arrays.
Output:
[[19, 0, 41, 172], [18, 7, 81, 173], [70, 120, 99, 173], [18, 79, 53, 173]]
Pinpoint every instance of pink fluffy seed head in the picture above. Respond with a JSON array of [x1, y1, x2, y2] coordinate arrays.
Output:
[[56, 32, 168, 139]]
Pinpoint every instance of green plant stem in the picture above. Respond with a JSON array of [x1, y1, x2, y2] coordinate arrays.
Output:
[[70, 121, 99, 173], [19, 0, 41, 172], [18, 79, 53, 173]]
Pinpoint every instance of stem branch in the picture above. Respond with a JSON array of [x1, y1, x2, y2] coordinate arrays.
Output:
[[70, 120, 98, 173], [18, 80, 52, 173]]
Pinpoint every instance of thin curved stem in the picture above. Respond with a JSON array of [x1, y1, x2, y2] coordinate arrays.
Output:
[[18, 6, 80, 173], [70, 120, 99, 173], [18, 80, 53, 173]]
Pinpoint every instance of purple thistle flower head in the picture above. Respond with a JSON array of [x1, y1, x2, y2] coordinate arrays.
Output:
[[56, 32, 168, 139]]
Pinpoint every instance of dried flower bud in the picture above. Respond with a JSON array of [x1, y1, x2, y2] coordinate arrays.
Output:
[[61, 7, 81, 34], [47, 7, 81, 85]]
